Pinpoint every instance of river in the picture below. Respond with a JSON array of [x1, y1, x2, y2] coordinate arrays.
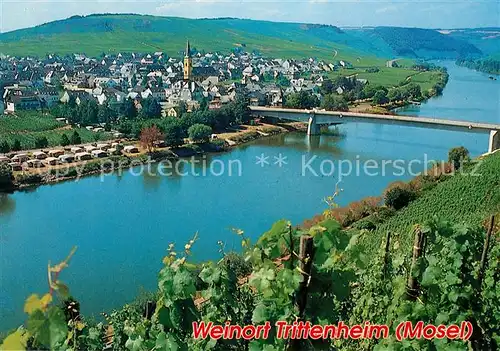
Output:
[[0, 62, 498, 329]]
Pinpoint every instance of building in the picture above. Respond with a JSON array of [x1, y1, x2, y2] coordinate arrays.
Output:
[[183, 40, 193, 81]]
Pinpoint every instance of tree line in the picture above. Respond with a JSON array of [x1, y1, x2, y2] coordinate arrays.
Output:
[[456, 59, 500, 75]]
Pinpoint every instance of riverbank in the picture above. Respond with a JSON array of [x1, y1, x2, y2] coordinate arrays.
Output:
[[4, 121, 307, 191]]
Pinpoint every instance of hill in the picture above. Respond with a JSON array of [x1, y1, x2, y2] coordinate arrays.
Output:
[[0, 14, 485, 61], [444, 28, 500, 57], [357, 151, 500, 256]]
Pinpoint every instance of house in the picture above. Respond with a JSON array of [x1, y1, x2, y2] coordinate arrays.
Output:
[[166, 107, 178, 117], [58, 154, 75, 163], [70, 146, 84, 154], [36, 87, 60, 107], [5, 95, 41, 112], [48, 149, 64, 157], [32, 151, 48, 160], [123, 145, 139, 154], [26, 159, 44, 168], [91, 150, 107, 158], [11, 153, 29, 163], [9, 162, 22, 171], [44, 157, 58, 166], [97, 143, 111, 151], [75, 152, 92, 161]]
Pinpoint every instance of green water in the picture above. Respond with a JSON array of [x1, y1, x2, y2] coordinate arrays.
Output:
[[0, 62, 499, 329]]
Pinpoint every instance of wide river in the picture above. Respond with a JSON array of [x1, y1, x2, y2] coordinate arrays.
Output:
[[0, 62, 498, 329]]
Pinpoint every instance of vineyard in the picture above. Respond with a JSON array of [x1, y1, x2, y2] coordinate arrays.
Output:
[[0, 112, 112, 150], [0, 112, 64, 133], [358, 152, 500, 256]]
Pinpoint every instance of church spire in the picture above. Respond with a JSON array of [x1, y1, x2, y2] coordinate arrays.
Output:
[[185, 40, 191, 58], [183, 39, 193, 81]]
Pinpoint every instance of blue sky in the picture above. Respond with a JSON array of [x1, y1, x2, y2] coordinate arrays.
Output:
[[0, 0, 499, 33]]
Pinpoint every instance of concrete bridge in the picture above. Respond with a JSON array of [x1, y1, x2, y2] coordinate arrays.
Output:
[[249, 106, 500, 153]]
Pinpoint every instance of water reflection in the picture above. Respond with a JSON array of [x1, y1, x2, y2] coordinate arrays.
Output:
[[0, 194, 16, 217]]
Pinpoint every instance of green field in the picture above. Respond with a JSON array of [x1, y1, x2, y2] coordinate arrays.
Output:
[[0, 15, 388, 64], [326, 66, 443, 91], [0, 112, 64, 133], [0, 112, 112, 150]]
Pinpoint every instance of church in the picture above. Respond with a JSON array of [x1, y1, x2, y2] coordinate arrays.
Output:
[[183, 40, 193, 81], [182, 40, 217, 81]]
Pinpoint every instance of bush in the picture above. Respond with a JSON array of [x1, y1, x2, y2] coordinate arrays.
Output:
[[0, 141, 11, 153], [11, 139, 22, 151], [222, 252, 253, 279], [384, 184, 417, 210], [448, 146, 470, 170], [34, 136, 49, 149], [188, 123, 212, 143], [70, 131, 82, 145], [15, 173, 43, 185], [353, 218, 377, 231], [60, 134, 71, 146], [0, 162, 14, 190]]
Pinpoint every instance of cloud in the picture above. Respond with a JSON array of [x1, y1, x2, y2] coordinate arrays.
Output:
[[375, 5, 399, 14]]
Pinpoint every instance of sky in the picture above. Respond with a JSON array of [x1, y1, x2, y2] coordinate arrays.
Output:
[[0, 0, 499, 33]]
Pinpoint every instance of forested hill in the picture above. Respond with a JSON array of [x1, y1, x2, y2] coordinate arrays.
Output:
[[0, 14, 487, 60], [371, 27, 482, 58]]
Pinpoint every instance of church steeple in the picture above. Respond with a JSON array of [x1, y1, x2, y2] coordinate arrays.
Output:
[[183, 39, 193, 80], [185, 40, 191, 58]]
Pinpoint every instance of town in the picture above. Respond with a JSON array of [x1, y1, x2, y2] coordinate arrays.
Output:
[[0, 40, 448, 186], [1, 40, 359, 114]]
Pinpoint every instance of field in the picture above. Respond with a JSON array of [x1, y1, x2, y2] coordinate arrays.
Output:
[[0, 111, 64, 133], [327, 66, 443, 90], [0, 111, 112, 150], [357, 152, 500, 255], [408, 71, 443, 91]]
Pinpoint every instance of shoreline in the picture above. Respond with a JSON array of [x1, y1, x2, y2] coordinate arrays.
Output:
[[5, 122, 307, 192]]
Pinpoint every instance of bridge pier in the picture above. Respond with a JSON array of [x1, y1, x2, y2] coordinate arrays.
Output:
[[307, 113, 320, 136], [489, 130, 500, 153]]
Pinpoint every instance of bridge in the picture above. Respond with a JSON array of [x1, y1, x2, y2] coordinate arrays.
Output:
[[249, 106, 500, 153]]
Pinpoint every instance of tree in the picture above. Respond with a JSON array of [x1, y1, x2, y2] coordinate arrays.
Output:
[[275, 74, 291, 88], [362, 84, 386, 99], [321, 94, 349, 111], [34, 136, 49, 149], [0, 162, 14, 191], [403, 83, 422, 100], [188, 124, 212, 144], [60, 134, 71, 147], [372, 90, 389, 105], [70, 131, 82, 145], [448, 146, 470, 170], [140, 125, 164, 153], [0, 141, 10, 154], [140, 98, 162, 119], [320, 79, 335, 95], [284, 91, 320, 109], [384, 185, 417, 210], [387, 88, 404, 102], [97, 104, 117, 124], [163, 121, 185, 147], [79, 100, 99, 125], [11, 139, 22, 152], [121, 98, 138, 120]]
